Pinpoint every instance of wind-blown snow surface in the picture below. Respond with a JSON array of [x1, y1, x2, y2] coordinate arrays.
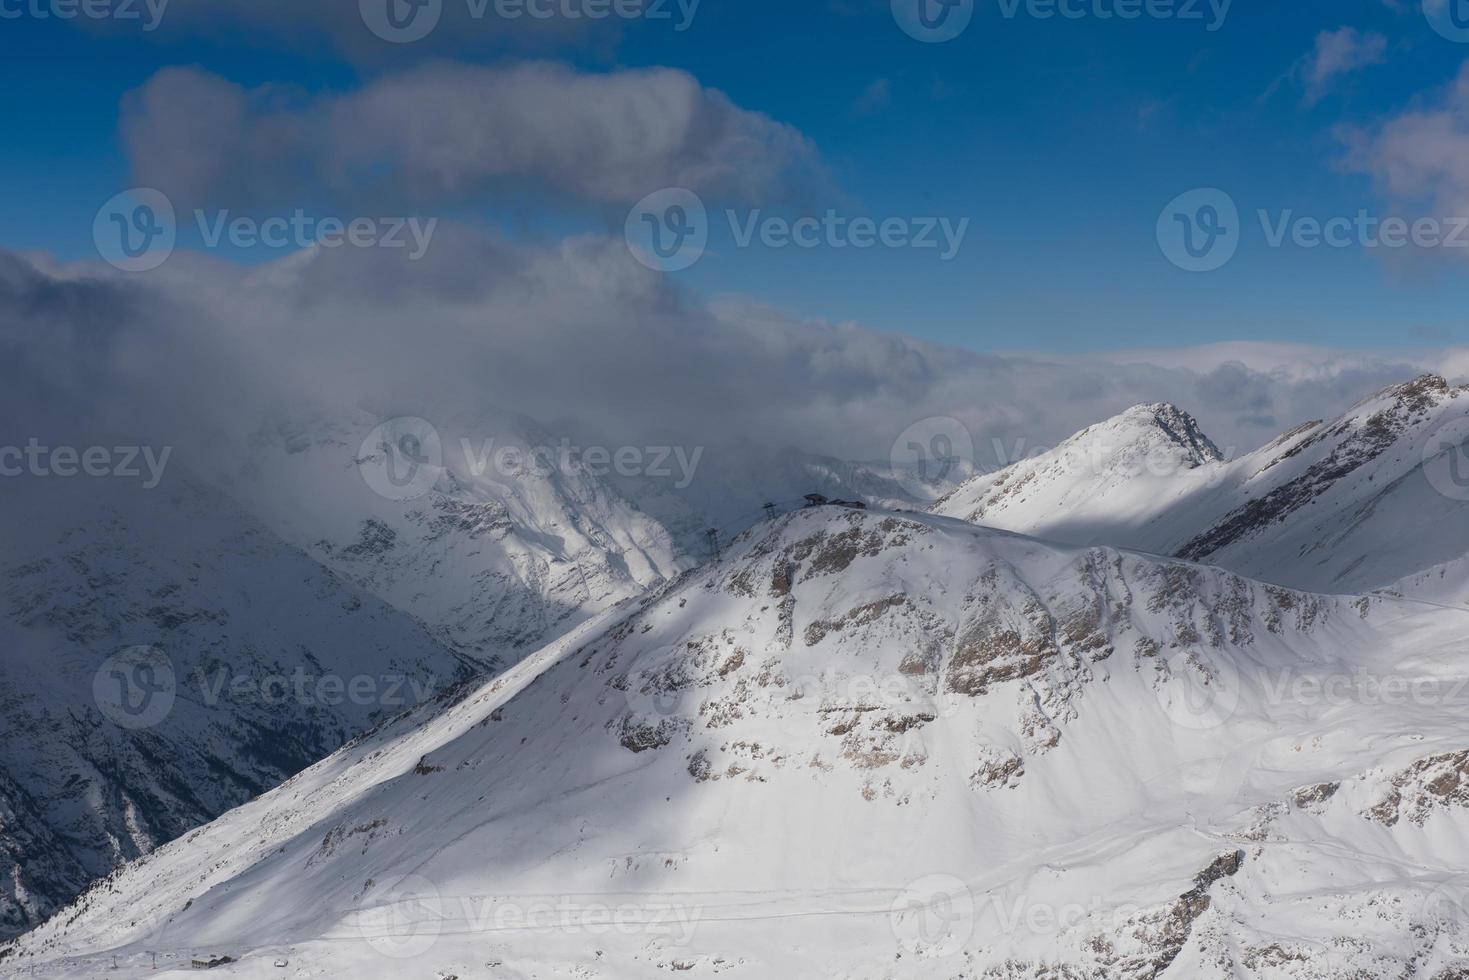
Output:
[[13, 508, 1469, 978], [0, 474, 478, 940], [934, 376, 1469, 595]]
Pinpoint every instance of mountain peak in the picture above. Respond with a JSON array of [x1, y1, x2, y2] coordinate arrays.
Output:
[[1108, 402, 1225, 465], [931, 401, 1224, 536], [1387, 372, 1449, 397], [1355, 374, 1458, 416]]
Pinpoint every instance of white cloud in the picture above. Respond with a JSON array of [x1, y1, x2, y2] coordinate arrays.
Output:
[[1343, 63, 1469, 221], [1301, 27, 1388, 105], [121, 63, 823, 212], [2, 238, 1454, 480]]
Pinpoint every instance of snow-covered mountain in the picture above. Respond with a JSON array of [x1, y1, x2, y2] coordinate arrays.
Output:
[[232, 407, 956, 650], [0, 473, 477, 940], [935, 375, 1469, 594], [232, 408, 688, 668], [0, 404, 939, 944], [14, 507, 1469, 978]]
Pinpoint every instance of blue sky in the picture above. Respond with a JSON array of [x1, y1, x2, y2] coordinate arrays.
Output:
[[5, 0, 1469, 353]]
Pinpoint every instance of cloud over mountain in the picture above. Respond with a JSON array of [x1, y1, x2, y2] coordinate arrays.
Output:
[[4, 237, 1459, 481]]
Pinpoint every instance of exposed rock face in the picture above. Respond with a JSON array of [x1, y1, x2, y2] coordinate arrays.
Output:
[[19, 507, 1469, 979], [1366, 751, 1469, 828], [1178, 377, 1457, 563]]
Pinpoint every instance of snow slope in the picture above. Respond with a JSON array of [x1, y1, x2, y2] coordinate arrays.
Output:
[[232, 408, 687, 668], [934, 375, 1469, 594], [232, 408, 958, 660], [13, 507, 1469, 978], [0, 473, 477, 940], [0, 402, 939, 942]]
